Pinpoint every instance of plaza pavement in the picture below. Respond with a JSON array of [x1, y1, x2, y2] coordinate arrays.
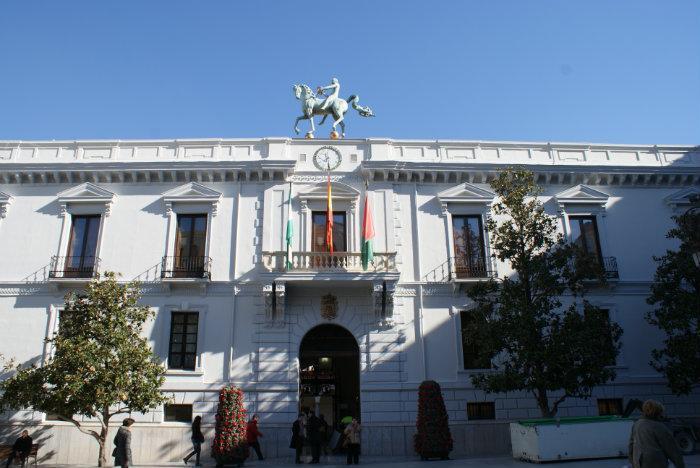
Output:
[[41, 453, 699, 467]]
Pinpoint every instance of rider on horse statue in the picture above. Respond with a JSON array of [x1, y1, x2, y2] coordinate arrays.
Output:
[[317, 77, 340, 111]]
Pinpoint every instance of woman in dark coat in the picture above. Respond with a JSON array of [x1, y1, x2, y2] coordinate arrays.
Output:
[[184, 415, 205, 466], [113, 418, 134, 468], [628, 400, 685, 468], [290, 414, 305, 464]]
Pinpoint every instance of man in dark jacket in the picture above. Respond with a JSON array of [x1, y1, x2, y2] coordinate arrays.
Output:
[[628, 400, 685, 468], [306, 413, 322, 464], [290, 414, 305, 464], [113, 418, 134, 468], [4, 430, 32, 467]]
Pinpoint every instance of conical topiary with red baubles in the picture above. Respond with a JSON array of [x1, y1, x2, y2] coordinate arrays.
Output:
[[414, 380, 453, 460], [212, 385, 249, 467]]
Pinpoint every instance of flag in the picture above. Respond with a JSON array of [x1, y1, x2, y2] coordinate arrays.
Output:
[[361, 190, 375, 270], [285, 183, 293, 270], [326, 173, 334, 254]]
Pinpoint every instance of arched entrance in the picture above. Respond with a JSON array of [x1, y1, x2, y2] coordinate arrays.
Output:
[[299, 324, 360, 428]]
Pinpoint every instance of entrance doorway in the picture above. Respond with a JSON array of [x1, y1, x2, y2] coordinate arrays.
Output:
[[299, 324, 360, 429]]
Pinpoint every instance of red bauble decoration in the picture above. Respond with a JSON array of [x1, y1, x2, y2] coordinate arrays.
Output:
[[212, 385, 249, 466]]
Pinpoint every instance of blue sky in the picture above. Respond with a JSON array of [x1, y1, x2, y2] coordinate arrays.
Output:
[[0, 1, 698, 144]]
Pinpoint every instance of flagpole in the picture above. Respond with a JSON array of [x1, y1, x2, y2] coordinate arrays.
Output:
[[326, 162, 334, 255], [285, 181, 294, 270]]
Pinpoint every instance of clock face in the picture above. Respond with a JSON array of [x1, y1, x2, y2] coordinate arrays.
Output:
[[312, 146, 342, 171]]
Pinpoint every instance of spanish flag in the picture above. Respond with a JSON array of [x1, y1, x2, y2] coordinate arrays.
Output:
[[326, 174, 333, 254], [361, 190, 375, 270]]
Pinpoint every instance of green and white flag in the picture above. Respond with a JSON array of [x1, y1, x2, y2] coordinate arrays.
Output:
[[285, 183, 294, 270]]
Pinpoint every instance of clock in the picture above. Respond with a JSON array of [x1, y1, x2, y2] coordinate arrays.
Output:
[[312, 146, 342, 171]]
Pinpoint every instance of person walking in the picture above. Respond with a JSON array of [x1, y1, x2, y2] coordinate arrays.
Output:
[[4, 430, 32, 467], [290, 414, 305, 464], [246, 414, 264, 461], [343, 418, 361, 465], [184, 415, 204, 466], [318, 414, 330, 455], [306, 413, 321, 464], [113, 418, 134, 468], [628, 399, 685, 468]]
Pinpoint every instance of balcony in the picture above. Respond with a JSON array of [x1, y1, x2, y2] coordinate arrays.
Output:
[[453, 259, 495, 281], [601, 256, 619, 279], [161, 256, 212, 280], [48, 255, 100, 280], [262, 251, 397, 274]]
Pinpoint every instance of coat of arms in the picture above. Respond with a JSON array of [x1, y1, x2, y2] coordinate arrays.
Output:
[[320, 294, 338, 320]]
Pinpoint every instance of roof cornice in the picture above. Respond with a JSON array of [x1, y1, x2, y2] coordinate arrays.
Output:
[[361, 161, 700, 187]]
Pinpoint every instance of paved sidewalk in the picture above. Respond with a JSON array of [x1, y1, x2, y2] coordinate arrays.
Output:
[[40, 453, 699, 467]]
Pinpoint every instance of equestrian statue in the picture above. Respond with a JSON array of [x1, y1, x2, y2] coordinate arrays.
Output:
[[293, 78, 374, 139]]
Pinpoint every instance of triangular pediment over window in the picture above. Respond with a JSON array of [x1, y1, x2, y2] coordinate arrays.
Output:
[[297, 182, 360, 201], [56, 183, 116, 215], [665, 187, 700, 208], [0, 191, 12, 219], [554, 185, 609, 208], [437, 183, 495, 205], [57, 182, 116, 203], [162, 182, 222, 215], [162, 182, 222, 201]]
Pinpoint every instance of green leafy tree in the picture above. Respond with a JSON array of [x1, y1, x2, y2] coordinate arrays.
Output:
[[464, 168, 622, 418], [0, 272, 167, 466], [646, 204, 700, 394]]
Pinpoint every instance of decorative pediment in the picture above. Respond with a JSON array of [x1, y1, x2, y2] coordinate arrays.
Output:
[[162, 182, 222, 215], [56, 182, 116, 216], [665, 187, 700, 209], [437, 183, 496, 204], [297, 181, 360, 202], [0, 191, 12, 218], [554, 185, 609, 209]]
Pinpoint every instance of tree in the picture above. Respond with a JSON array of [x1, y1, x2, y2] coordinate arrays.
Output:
[[464, 168, 622, 418], [212, 386, 249, 467], [414, 380, 452, 460], [0, 272, 167, 467], [646, 204, 700, 394]]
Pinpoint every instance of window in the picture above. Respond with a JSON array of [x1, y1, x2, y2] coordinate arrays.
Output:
[[451, 215, 487, 278], [460, 311, 491, 370], [173, 214, 208, 277], [467, 402, 495, 420], [64, 215, 101, 277], [164, 404, 193, 422], [585, 308, 616, 366], [569, 216, 602, 262], [168, 312, 199, 370], [311, 211, 347, 252], [597, 398, 623, 416]]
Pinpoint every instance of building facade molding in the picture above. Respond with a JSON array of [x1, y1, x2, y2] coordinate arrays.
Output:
[[664, 186, 700, 209], [0, 191, 12, 219], [162, 181, 223, 216], [56, 182, 116, 217]]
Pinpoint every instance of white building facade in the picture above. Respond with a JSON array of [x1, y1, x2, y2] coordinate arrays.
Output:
[[0, 138, 699, 464]]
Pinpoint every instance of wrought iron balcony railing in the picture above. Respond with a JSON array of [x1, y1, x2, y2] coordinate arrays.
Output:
[[568, 255, 619, 281], [48, 255, 100, 279], [453, 258, 495, 280], [261, 251, 397, 273], [601, 256, 619, 279], [161, 256, 212, 279]]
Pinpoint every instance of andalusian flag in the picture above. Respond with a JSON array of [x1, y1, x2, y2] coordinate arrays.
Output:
[[326, 174, 334, 254], [361, 190, 375, 270], [285, 183, 293, 269]]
